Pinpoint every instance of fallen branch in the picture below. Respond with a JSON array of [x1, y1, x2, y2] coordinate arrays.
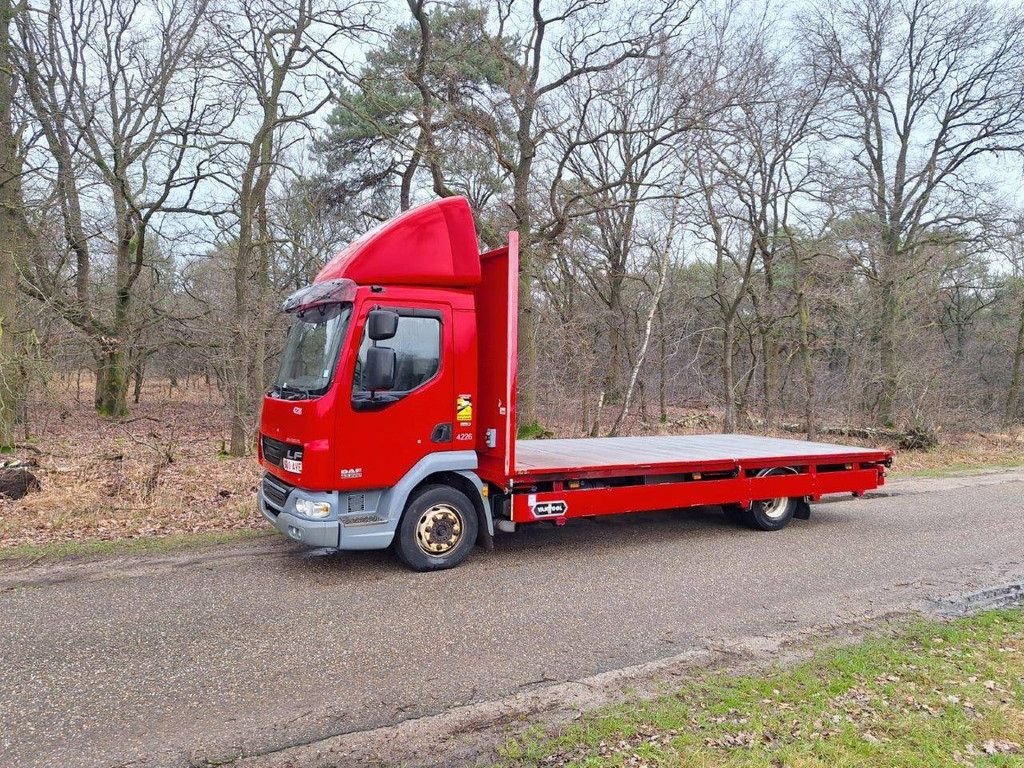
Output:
[[780, 423, 938, 451]]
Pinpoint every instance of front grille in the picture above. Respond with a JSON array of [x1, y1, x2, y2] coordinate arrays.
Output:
[[262, 473, 293, 510], [261, 435, 288, 466]]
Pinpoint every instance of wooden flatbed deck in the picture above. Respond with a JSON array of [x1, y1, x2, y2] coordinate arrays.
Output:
[[515, 434, 889, 477]]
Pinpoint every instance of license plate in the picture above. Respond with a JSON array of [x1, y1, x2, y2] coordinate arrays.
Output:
[[282, 458, 302, 474]]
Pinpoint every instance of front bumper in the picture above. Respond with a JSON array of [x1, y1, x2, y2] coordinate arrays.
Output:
[[258, 472, 396, 551], [260, 499, 340, 548]]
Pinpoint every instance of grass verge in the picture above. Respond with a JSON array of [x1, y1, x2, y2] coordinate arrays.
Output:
[[903, 460, 1024, 479], [0, 529, 272, 563], [499, 610, 1024, 768]]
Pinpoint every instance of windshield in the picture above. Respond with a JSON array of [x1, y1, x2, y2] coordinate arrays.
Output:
[[270, 303, 352, 399]]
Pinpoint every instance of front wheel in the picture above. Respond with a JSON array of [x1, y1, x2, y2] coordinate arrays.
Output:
[[393, 484, 479, 571]]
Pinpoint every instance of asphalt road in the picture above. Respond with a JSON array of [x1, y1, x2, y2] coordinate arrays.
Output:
[[2, 469, 1024, 768]]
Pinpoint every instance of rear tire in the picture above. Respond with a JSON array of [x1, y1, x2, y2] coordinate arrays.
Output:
[[393, 484, 478, 572], [724, 467, 798, 531]]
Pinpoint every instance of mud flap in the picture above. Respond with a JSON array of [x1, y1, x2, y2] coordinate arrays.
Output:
[[794, 498, 811, 520], [477, 525, 494, 551]]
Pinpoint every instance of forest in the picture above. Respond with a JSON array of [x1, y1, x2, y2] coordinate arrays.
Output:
[[2, 0, 1024, 534]]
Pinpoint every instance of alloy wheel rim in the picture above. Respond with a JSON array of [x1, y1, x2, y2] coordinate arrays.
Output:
[[415, 504, 463, 556]]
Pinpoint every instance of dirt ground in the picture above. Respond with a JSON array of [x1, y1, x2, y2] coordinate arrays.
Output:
[[1, 378, 1022, 551], [0, 378, 259, 549]]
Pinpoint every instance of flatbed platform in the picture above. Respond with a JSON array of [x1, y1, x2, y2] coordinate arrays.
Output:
[[515, 434, 890, 477], [508, 434, 892, 524]]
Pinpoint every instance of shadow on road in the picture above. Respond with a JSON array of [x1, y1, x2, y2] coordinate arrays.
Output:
[[276, 501, 862, 584]]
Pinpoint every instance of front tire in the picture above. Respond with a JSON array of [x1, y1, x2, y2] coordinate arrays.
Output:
[[393, 484, 479, 571]]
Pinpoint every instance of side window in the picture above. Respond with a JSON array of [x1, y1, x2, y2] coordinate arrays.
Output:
[[354, 314, 441, 393]]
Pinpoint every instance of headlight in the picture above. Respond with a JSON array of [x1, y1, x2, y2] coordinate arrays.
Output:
[[294, 498, 332, 519]]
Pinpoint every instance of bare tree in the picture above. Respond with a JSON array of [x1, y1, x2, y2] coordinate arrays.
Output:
[[607, 201, 679, 436], [0, 0, 26, 443], [808, 0, 1024, 426], [688, 139, 757, 433], [723, 49, 830, 430], [213, 0, 370, 455], [16, 0, 224, 416], [549, 54, 693, 434], [480, 0, 687, 427]]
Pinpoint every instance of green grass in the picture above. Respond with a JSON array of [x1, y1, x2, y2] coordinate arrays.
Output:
[[0, 529, 271, 563], [518, 420, 554, 440], [498, 610, 1024, 767], [905, 462, 1024, 481]]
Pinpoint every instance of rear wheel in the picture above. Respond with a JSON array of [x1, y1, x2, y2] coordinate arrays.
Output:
[[724, 467, 798, 531], [393, 484, 478, 572]]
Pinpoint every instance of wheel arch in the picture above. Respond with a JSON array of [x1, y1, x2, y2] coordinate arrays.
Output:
[[417, 470, 494, 547], [376, 451, 493, 546]]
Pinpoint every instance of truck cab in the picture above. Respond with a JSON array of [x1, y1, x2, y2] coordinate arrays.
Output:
[[258, 197, 511, 570]]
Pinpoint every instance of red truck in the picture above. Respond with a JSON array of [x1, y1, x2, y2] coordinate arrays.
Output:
[[258, 196, 893, 571]]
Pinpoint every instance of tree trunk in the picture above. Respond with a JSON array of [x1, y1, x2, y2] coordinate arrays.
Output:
[[95, 279, 133, 418], [512, 94, 540, 429], [877, 249, 900, 427], [95, 345, 129, 418], [797, 277, 815, 440], [1004, 288, 1024, 427], [0, 0, 24, 446], [515, 203, 539, 430], [759, 325, 778, 428], [657, 304, 667, 423], [132, 359, 144, 404], [228, 260, 258, 456], [597, 268, 627, 412], [591, 390, 606, 436], [749, 289, 778, 430], [722, 319, 737, 433], [227, 125, 272, 456]]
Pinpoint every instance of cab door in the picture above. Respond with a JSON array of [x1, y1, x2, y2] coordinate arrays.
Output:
[[334, 298, 456, 490]]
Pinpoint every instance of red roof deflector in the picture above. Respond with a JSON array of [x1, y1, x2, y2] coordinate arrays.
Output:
[[316, 196, 482, 287]]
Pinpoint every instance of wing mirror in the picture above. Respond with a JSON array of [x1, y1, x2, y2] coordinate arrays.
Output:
[[364, 346, 396, 391], [367, 309, 399, 341]]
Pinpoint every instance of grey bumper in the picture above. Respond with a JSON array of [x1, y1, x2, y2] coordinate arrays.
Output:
[[258, 473, 397, 551], [259, 492, 340, 548]]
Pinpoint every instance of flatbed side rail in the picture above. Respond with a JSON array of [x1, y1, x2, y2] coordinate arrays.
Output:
[[509, 461, 888, 524]]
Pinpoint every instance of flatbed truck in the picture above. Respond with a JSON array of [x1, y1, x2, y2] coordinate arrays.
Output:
[[258, 196, 893, 571]]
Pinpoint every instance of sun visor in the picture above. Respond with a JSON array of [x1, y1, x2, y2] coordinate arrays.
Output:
[[281, 278, 357, 313]]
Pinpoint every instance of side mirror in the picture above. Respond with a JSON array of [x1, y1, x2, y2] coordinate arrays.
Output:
[[364, 346, 396, 391], [367, 310, 399, 341]]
